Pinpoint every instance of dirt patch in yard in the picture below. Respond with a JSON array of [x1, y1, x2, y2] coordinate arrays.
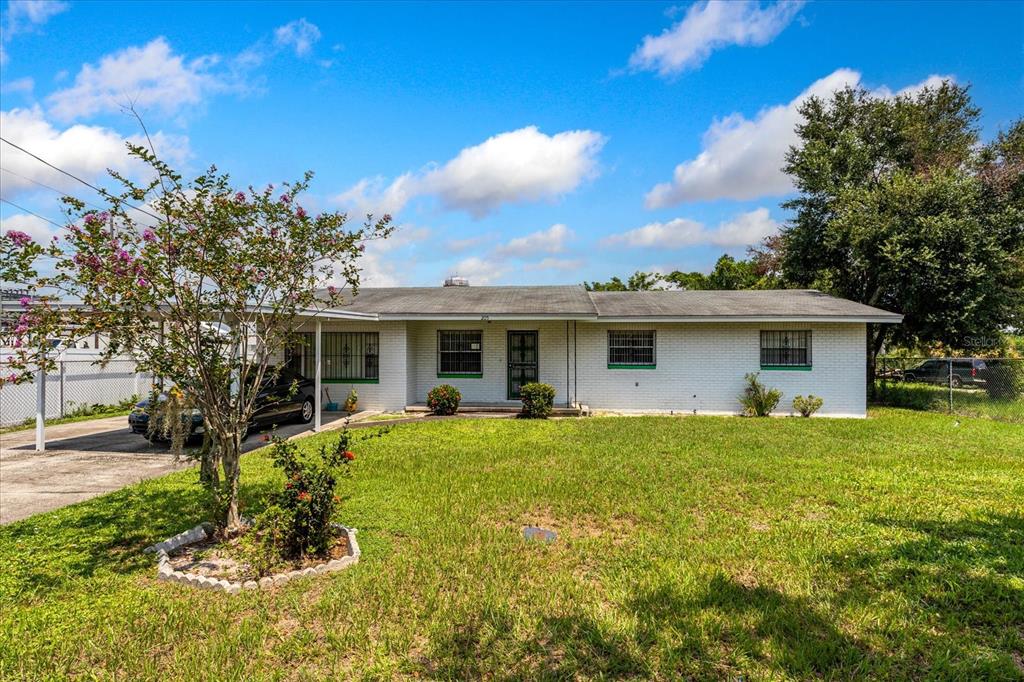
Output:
[[168, 531, 350, 581], [497, 506, 640, 546]]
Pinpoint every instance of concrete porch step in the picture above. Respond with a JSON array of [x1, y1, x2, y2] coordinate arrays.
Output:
[[405, 402, 581, 416]]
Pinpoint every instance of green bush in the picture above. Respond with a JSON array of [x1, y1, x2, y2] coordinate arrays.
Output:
[[792, 394, 823, 417], [268, 431, 355, 558], [519, 382, 556, 418], [427, 384, 461, 415], [739, 372, 782, 417], [984, 361, 1024, 399]]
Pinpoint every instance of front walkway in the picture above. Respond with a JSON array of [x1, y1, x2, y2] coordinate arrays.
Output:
[[0, 411, 351, 525]]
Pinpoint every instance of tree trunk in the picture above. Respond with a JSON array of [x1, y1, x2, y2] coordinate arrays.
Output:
[[866, 324, 886, 402], [221, 432, 243, 530]]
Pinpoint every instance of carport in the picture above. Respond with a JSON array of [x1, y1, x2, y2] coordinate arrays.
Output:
[[26, 306, 380, 451]]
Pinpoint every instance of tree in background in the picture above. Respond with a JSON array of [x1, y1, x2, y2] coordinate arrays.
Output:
[[585, 253, 780, 291], [2, 144, 392, 529], [777, 81, 1023, 391]]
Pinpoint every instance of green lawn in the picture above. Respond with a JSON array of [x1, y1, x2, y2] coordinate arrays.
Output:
[[1, 409, 1022, 680]]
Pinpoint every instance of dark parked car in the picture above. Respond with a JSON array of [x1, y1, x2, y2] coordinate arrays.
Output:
[[129, 367, 316, 441], [902, 358, 988, 388]]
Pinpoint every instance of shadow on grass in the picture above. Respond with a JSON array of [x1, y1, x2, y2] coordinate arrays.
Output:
[[424, 574, 864, 680], [0, 475, 279, 597], [826, 513, 1024, 677]]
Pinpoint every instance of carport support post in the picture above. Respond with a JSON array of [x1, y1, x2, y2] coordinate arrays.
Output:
[[314, 319, 322, 432], [35, 361, 46, 452]]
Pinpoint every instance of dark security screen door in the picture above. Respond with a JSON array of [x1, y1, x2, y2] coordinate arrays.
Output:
[[507, 331, 538, 400]]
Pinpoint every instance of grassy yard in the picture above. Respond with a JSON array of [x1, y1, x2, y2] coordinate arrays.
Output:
[[1, 409, 1022, 680]]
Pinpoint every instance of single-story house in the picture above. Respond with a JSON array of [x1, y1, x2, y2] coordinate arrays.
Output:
[[281, 284, 902, 420]]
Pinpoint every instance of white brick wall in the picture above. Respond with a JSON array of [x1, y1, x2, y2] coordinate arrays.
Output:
[[283, 319, 867, 417], [575, 321, 866, 417], [406, 320, 576, 406], [293, 320, 408, 411]]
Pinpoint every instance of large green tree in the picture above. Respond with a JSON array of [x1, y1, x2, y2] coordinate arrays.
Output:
[[779, 81, 1023, 390]]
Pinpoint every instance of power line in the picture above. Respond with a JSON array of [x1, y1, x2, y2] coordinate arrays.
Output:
[[0, 167, 105, 211], [0, 137, 162, 221], [0, 197, 65, 230]]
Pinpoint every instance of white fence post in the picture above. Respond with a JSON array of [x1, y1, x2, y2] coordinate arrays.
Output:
[[59, 360, 66, 418], [35, 363, 46, 452]]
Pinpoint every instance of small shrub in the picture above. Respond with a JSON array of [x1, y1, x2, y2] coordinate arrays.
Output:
[[739, 372, 782, 417], [237, 505, 288, 577], [793, 394, 823, 417], [519, 382, 556, 418], [269, 431, 355, 558], [427, 384, 461, 415]]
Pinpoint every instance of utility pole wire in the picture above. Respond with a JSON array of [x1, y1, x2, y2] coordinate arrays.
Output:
[[0, 197, 66, 230], [0, 167, 107, 211], [0, 136, 162, 221]]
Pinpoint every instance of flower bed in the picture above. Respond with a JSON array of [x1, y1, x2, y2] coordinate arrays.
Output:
[[146, 522, 360, 593]]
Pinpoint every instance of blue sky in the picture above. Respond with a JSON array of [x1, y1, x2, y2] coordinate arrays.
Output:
[[1, 0, 1021, 286]]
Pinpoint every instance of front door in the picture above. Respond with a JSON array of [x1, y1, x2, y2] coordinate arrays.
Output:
[[507, 331, 538, 400]]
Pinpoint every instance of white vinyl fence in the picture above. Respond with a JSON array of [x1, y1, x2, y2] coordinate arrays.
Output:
[[0, 352, 152, 427]]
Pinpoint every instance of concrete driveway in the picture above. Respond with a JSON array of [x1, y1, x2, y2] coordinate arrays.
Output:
[[0, 412, 350, 525]]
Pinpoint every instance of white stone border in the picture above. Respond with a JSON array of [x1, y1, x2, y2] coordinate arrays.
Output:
[[144, 522, 361, 594]]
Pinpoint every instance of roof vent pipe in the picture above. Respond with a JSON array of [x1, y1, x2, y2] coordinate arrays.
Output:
[[443, 276, 470, 287]]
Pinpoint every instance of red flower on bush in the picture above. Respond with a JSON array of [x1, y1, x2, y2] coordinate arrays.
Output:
[[297, 491, 311, 502], [343, 450, 355, 461]]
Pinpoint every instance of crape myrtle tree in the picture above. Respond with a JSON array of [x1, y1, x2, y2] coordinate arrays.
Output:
[[777, 81, 1024, 393], [1, 144, 392, 529]]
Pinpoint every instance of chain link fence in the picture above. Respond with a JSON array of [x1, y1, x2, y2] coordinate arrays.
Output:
[[0, 354, 151, 428], [875, 356, 1024, 423]]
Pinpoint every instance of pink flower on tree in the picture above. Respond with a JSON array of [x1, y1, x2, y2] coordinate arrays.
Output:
[[235, 192, 246, 203], [142, 229, 156, 242], [279, 194, 291, 204], [296, 206, 307, 218], [5, 230, 32, 247], [19, 296, 31, 308]]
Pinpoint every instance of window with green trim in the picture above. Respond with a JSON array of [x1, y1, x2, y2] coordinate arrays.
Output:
[[324, 331, 379, 380], [438, 330, 482, 375], [608, 330, 655, 367], [760, 330, 811, 368]]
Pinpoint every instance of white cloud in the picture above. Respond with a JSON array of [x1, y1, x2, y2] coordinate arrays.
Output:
[[629, 0, 804, 76], [1, 1, 68, 65], [336, 126, 606, 218], [0, 106, 191, 200], [493, 223, 572, 258], [46, 37, 228, 121], [603, 208, 779, 249], [523, 257, 584, 272], [338, 224, 431, 287], [274, 18, 321, 57], [1, 213, 58, 244], [448, 256, 510, 285], [0, 76, 34, 94], [644, 69, 951, 207], [5, 0, 68, 32]]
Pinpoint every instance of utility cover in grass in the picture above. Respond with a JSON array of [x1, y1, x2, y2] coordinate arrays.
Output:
[[523, 526, 557, 543]]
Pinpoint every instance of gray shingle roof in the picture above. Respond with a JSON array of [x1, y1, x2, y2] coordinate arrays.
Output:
[[329, 285, 598, 316], [587, 289, 902, 320], [320, 285, 902, 321]]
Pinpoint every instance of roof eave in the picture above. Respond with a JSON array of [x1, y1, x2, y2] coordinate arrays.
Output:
[[590, 315, 904, 323]]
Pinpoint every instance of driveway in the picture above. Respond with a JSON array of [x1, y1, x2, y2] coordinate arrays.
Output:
[[0, 412, 351, 525]]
